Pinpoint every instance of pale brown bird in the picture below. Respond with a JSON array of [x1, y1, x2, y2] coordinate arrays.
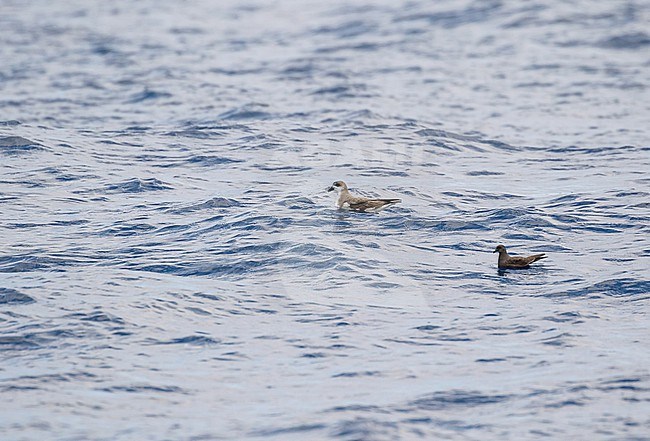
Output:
[[493, 244, 547, 269], [327, 180, 401, 213]]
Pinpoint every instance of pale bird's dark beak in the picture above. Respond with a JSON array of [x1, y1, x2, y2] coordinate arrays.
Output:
[[327, 186, 335, 192]]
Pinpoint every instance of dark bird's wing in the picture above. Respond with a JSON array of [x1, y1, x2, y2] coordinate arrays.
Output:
[[503, 253, 547, 268], [526, 253, 547, 264]]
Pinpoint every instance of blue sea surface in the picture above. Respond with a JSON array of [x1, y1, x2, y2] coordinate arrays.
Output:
[[1, 0, 649, 439]]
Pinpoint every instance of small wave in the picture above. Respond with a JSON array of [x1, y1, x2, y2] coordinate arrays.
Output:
[[329, 418, 400, 440], [148, 335, 221, 346], [598, 32, 650, 49], [98, 385, 185, 393], [475, 358, 507, 363], [65, 310, 126, 324], [218, 104, 272, 121], [127, 89, 172, 103], [163, 127, 228, 139], [152, 224, 191, 235], [8, 219, 90, 229], [194, 292, 225, 302], [255, 164, 312, 173], [394, 1, 502, 28], [97, 221, 156, 237], [561, 278, 650, 299], [250, 423, 326, 438], [279, 63, 315, 78], [479, 207, 545, 223], [0, 385, 40, 392], [406, 390, 512, 411], [277, 196, 316, 209], [0, 335, 42, 350], [402, 218, 489, 232], [103, 178, 173, 193], [357, 167, 408, 177], [540, 332, 574, 347], [332, 371, 380, 378], [599, 377, 649, 392], [466, 170, 505, 176], [40, 166, 90, 182], [8, 372, 97, 384], [547, 145, 640, 155], [311, 83, 373, 98], [169, 197, 241, 214], [0, 328, 92, 351], [185, 155, 243, 166], [543, 311, 584, 323], [0, 136, 44, 154], [414, 324, 442, 332], [313, 20, 376, 38], [314, 41, 386, 54], [210, 67, 264, 76], [0, 288, 35, 304], [0, 255, 67, 273]]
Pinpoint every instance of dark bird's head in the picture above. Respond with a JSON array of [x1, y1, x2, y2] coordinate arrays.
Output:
[[494, 244, 507, 254], [327, 180, 347, 192]]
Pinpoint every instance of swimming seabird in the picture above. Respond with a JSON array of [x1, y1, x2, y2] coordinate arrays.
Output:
[[493, 244, 547, 269], [327, 180, 401, 213]]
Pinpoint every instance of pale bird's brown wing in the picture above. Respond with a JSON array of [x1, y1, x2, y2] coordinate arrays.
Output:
[[348, 197, 401, 212]]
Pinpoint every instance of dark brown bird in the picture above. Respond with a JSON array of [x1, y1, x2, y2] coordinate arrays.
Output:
[[493, 244, 547, 269], [327, 180, 401, 213]]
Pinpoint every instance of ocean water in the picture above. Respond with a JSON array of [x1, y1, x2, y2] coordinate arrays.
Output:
[[1, 0, 649, 440]]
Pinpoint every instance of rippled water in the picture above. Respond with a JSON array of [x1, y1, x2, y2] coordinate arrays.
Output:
[[2, 0, 650, 439]]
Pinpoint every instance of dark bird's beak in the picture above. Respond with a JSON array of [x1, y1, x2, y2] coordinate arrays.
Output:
[[493, 249, 498, 253], [327, 186, 335, 192]]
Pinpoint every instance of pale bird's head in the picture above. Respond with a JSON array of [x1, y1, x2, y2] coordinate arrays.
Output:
[[327, 180, 348, 193], [493, 244, 507, 254]]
